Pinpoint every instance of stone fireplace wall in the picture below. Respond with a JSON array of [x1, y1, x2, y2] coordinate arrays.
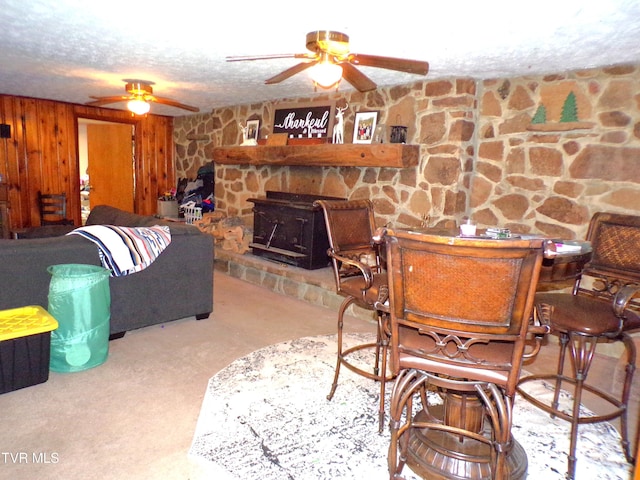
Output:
[[174, 64, 640, 239]]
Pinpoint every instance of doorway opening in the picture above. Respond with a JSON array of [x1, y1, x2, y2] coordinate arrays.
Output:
[[77, 118, 135, 224]]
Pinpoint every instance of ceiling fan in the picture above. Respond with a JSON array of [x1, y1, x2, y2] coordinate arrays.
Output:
[[227, 30, 429, 92], [86, 80, 199, 115]]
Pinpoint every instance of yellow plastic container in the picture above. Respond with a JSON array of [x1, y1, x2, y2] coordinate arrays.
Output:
[[0, 306, 58, 340], [0, 306, 58, 393]]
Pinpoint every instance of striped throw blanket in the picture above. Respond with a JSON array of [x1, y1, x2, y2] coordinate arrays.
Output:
[[69, 225, 172, 277]]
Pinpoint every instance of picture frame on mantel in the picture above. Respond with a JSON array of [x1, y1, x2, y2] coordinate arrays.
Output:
[[246, 119, 260, 142], [353, 111, 378, 144]]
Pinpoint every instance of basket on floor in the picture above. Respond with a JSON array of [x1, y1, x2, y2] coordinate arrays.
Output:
[[183, 205, 203, 225]]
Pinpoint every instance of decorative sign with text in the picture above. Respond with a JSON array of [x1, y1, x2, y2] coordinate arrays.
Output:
[[272, 104, 334, 138]]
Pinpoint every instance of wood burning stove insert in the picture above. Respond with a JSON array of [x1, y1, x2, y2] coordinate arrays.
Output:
[[248, 191, 346, 270]]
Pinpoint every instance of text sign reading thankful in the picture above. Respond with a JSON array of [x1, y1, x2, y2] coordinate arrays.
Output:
[[273, 105, 333, 138]]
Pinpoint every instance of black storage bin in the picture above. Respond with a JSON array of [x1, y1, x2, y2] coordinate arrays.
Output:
[[0, 306, 58, 394]]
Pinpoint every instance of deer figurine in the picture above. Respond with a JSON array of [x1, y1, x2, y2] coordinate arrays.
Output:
[[332, 104, 348, 144]]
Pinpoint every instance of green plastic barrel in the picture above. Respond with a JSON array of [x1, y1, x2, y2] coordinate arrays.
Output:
[[47, 264, 111, 373]]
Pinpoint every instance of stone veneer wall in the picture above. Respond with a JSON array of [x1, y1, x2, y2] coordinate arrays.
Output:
[[174, 64, 640, 239]]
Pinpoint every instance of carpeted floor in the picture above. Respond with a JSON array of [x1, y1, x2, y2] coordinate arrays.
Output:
[[190, 333, 632, 480]]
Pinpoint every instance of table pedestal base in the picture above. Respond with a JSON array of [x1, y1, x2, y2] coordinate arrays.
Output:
[[405, 407, 527, 480]]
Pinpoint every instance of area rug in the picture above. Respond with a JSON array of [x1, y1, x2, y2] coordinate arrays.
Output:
[[189, 334, 631, 480]]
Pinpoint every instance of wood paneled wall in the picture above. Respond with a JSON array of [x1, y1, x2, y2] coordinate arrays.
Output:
[[0, 94, 175, 230]]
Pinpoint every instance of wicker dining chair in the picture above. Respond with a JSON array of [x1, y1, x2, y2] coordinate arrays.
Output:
[[380, 228, 549, 480], [518, 211, 640, 479], [314, 199, 391, 433]]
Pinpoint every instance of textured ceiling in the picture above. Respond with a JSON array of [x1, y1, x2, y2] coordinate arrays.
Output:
[[1, 0, 639, 117]]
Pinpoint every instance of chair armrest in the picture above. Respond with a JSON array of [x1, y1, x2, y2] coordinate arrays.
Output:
[[527, 323, 551, 335], [329, 250, 375, 289], [372, 226, 387, 245], [374, 284, 390, 314], [522, 304, 552, 359], [613, 284, 640, 317], [532, 302, 553, 331], [542, 239, 557, 258]]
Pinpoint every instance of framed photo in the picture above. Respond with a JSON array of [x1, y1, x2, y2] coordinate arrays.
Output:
[[353, 111, 378, 144], [246, 119, 260, 142]]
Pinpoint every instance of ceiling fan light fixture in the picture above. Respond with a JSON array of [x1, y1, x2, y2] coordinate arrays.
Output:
[[127, 98, 150, 115], [309, 56, 343, 89], [87, 80, 198, 113]]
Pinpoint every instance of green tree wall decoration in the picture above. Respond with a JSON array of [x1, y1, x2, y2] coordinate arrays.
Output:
[[531, 104, 547, 124], [560, 91, 579, 122]]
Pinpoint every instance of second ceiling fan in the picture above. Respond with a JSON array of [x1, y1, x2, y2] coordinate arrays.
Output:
[[227, 30, 429, 92], [86, 80, 199, 115]]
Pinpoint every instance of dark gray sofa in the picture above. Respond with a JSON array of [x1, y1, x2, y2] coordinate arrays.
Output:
[[0, 205, 214, 337]]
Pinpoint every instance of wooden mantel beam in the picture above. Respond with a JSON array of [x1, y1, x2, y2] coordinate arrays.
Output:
[[212, 144, 420, 168]]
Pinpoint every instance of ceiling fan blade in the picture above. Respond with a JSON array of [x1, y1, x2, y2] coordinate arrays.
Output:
[[85, 95, 130, 106], [347, 53, 429, 75], [227, 53, 315, 62], [265, 61, 317, 85], [341, 63, 377, 92], [152, 96, 200, 112]]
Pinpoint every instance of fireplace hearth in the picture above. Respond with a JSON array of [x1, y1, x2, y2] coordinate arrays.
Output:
[[248, 191, 346, 270]]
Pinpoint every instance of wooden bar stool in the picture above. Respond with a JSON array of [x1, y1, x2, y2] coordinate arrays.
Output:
[[315, 199, 392, 433], [518, 212, 640, 479], [380, 228, 549, 480]]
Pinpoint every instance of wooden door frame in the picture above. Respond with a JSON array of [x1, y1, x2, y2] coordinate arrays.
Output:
[[75, 112, 139, 217]]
